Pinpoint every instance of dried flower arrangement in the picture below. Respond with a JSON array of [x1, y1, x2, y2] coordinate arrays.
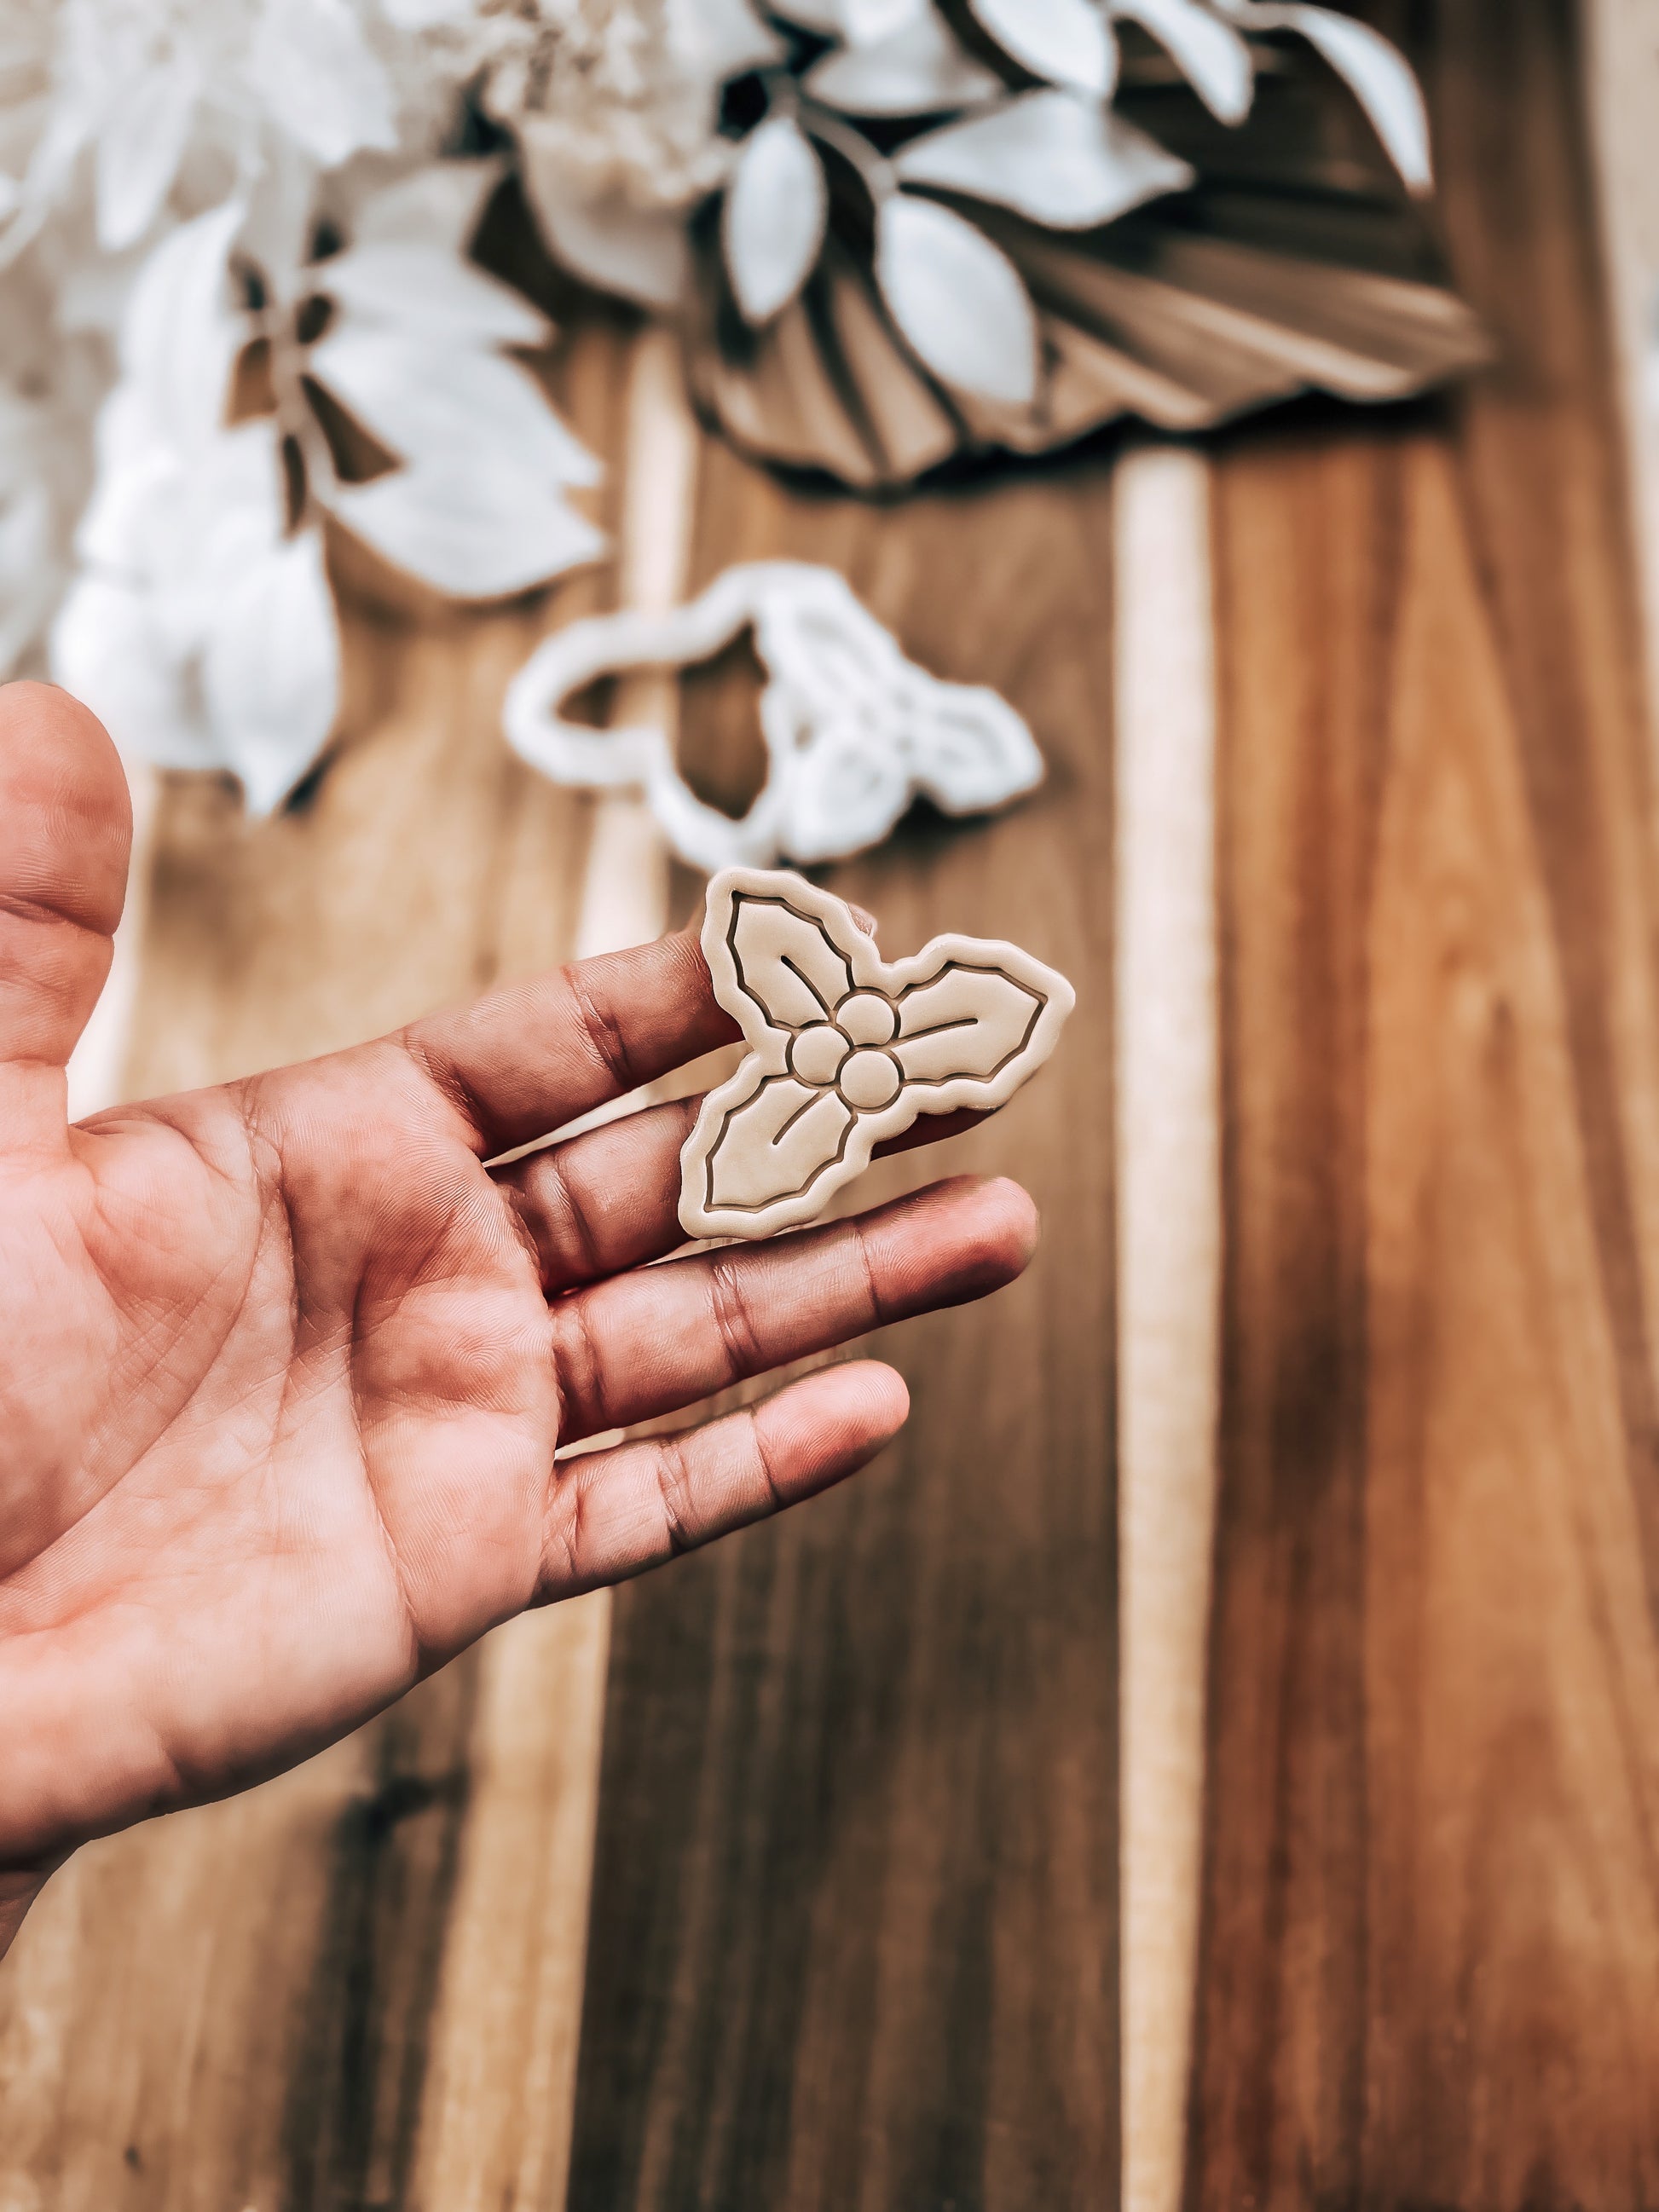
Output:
[[500, 0, 1487, 486], [0, 0, 1477, 811]]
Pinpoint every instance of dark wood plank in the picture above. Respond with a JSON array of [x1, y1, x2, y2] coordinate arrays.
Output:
[[566, 454, 1119, 2210], [1190, 4, 1659, 2204]]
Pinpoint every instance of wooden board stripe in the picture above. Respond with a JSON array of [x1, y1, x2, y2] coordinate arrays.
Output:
[[402, 325, 696, 2212], [1188, 5, 1659, 2204], [564, 425, 1119, 2212], [1113, 445, 1221, 2212]]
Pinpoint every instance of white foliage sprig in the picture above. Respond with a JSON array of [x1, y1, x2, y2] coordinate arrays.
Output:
[[52, 166, 603, 812]]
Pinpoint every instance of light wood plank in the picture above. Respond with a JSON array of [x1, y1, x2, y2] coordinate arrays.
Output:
[[1189, 9, 1659, 2194], [1113, 445, 1220, 2212]]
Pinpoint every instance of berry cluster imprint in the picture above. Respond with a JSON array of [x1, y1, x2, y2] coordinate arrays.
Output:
[[679, 866, 1075, 1241]]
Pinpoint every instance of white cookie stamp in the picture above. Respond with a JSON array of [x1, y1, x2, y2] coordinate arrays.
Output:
[[679, 867, 1075, 1242], [502, 561, 1043, 874]]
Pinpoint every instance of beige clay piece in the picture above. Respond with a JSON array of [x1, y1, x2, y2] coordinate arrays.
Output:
[[679, 867, 1075, 1241]]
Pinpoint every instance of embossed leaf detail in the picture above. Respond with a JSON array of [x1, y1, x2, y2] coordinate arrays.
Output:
[[702, 1075, 856, 1215], [728, 892, 855, 1028], [682, 868, 1076, 1239], [893, 964, 1045, 1085]]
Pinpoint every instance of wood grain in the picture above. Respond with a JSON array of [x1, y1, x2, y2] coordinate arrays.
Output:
[[1188, 4, 1659, 2203], [564, 443, 1119, 2211]]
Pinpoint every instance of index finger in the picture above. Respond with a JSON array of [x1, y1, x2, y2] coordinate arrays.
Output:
[[400, 928, 737, 1155]]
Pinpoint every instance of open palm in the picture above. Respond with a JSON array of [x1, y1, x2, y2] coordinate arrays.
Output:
[[0, 686, 1036, 1954]]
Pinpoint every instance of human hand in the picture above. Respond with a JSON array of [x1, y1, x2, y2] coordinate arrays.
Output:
[[0, 685, 1038, 1955]]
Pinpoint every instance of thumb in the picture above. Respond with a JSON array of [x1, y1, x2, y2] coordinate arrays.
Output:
[[0, 683, 132, 1096]]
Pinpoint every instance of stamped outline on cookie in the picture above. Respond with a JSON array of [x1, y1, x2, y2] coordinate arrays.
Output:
[[679, 866, 1075, 1241]]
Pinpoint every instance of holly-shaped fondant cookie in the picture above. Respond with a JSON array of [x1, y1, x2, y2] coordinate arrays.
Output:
[[679, 867, 1074, 1241]]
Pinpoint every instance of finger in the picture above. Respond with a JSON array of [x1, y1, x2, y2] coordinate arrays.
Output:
[[400, 927, 738, 1156], [499, 1093, 989, 1295], [540, 1360, 909, 1599], [0, 684, 130, 1101], [548, 1172, 1037, 1443]]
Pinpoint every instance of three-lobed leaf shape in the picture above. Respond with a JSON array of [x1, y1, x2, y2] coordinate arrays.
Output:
[[875, 193, 1039, 407], [502, 560, 1044, 873], [722, 115, 830, 326], [893, 89, 1194, 228], [679, 868, 1074, 1239]]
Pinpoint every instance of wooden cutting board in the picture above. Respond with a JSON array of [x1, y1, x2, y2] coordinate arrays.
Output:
[[3, 4, 1657, 2209]]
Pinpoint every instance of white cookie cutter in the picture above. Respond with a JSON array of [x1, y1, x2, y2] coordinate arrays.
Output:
[[501, 560, 1043, 873]]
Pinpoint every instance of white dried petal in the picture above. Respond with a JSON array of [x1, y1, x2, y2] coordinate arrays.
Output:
[[1113, 0, 1253, 123], [722, 116, 828, 326], [967, 0, 1118, 95], [805, 11, 1003, 114], [1217, 0, 1431, 189], [894, 90, 1194, 228], [875, 193, 1038, 407], [329, 455, 604, 600]]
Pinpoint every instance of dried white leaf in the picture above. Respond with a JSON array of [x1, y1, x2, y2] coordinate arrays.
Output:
[[330, 456, 605, 600], [49, 415, 335, 811], [1280, 6, 1431, 191], [73, 387, 174, 571], [251, 0, 398, 169], [876, 193, 1038, 406], [806, 12, 1003, 114], [967, 0, 1118, 96], [766, 0, 847, 29], [894, 90, 1194, 228], [723, 117, 828, 326], [202, 528, 341, 815], [95, 47, 200, 251], [315, 241, 549, 348], [1218, 1, 1431, 189], [308, 326, 601, 489], [1113, 0, 1253, 123], [51, 572, 220, 774], [351, 161, 506, 252], [840, 0, 929, 40], [120, 199, 243, 452]]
